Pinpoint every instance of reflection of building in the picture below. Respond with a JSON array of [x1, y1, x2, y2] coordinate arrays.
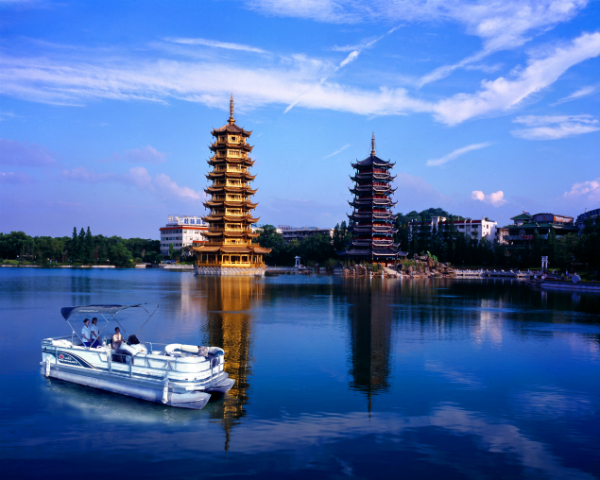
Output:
[[193, 96, 271, 275], [344, 278, 393, 410], [203, 276, 261, 449], [159, 215, 208, 256]]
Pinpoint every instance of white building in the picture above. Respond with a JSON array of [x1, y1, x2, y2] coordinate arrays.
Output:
[[278, 225, 334, 243], [159, 215, 208, 257], [409, 216, 497, 243]]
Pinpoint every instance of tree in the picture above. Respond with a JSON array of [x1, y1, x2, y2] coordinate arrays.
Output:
[[77, 227, 86, 263], [169, 242, 175, 258], [84, 226, 94, 264], [109, 242, 132, 267]]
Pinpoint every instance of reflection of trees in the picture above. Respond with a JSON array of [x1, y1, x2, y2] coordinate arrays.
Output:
[[345, 278, 394, 410], [202, 276, 261, 450]]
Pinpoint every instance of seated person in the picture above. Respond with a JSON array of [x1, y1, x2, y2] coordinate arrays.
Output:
[[111, 327, 126, 350], [81, 319, 92, 347], [572, 272, 581, 283]]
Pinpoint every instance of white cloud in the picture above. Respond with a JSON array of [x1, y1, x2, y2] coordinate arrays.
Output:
[[250, 0, 589, 85], [164, 37, 267, 54], [551, 85, 599, 105], [512, 114, 600, 139], [339, 50, 359, 68], [562, 177, 600, 202], [0, 139, 56, 167], [61, 166, 204, 202], [472, 190, 506, 207], [433, 32, 600, 125], [2, 32, 599, 125], [323, 144, 351, 159], [427, 142, 491, 167]]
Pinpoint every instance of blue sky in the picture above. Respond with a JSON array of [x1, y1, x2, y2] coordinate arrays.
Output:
[[1, 0, 599, 238]]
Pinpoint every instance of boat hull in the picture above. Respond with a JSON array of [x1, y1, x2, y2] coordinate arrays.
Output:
[[41, 361, 234, 409]]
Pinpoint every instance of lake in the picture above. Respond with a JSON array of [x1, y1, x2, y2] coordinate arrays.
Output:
[[1, 268, 599, 479]]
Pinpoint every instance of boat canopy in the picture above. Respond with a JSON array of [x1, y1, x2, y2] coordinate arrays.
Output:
[[60, 303, 154, 320]]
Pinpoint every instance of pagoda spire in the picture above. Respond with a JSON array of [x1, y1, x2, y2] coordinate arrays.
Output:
[[228, 93, 235, 125], [371, 132, 376, 156]]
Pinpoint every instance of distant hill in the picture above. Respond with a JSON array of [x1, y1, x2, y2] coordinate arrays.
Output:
[[396, 208, 465, 223]]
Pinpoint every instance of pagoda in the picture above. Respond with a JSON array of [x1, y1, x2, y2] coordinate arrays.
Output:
[[344, 134, 400, 263], [193, 96, 271, 276]]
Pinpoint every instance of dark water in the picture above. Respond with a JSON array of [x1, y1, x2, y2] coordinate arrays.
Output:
[[1, 269, 599, 479]]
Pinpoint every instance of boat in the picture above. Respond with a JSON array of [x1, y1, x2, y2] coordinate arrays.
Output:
[[40, 303, 235, 409]]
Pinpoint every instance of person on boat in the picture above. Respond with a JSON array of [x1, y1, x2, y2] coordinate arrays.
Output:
[[81, 319, 92, 347], [111, 327, 126, 350], [572, 272, 581, 283], [90, 317, 101, 347]]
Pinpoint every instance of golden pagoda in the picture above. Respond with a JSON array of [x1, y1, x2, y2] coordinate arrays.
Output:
[[193, 95, 271, 276]]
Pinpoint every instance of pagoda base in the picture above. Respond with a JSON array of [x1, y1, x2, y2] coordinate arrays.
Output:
[[194, 265, 266, 276]]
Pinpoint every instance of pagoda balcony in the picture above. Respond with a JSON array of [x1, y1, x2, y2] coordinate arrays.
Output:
[[350, 173, 391, 182]]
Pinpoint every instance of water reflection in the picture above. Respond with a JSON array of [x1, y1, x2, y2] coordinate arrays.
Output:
[[201, 276, 263, 449], [344, 278, 394, 409]]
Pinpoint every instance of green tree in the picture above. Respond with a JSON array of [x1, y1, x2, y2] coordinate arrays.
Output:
[[109, 242, 132, 267], [169, 242, 175, 258]]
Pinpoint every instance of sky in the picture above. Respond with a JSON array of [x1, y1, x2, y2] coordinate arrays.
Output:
[[1, 0, 599, 239]]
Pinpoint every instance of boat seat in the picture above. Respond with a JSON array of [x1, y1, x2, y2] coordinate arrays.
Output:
[[52, 339, 73, 347]]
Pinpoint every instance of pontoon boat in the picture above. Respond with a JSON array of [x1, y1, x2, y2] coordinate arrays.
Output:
[[41, 303, 235, 409]]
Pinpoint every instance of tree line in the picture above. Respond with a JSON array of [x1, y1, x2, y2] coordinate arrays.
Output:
[[0, 228, 162, 267]]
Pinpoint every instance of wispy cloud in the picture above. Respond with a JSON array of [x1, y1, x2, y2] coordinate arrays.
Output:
[[512, 114, 600, 140], [427, 142, 491, 167], [2, 32, 599, 125], [164, 37, 267, 54], [0, 139, 56, 167], [323, 144, 351, 159], [433, 32, 600, 125], [472, 190, 507, 207], [551, 85, 599, 105], [284, 26, 399, 113], [251, 0, 589, 85]]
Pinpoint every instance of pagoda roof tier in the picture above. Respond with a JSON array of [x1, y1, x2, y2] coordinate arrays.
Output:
[[207, 157, 255, 166], [349, 185, 396, 194], [206, 171, 256, 181], [350, 173, 396, 181], [342, 247, 405, 257], [351, 154, 395, 169], [352, 225, 398, 233], [348, 213, 397, 221], [209, 142, 253, 152], [193, 244, 271, 255], [204, 186, 257, 195], [203, 231, 258, 239], [202, 215, 259, 224], [203, 201, 258, 209], [211, 124, 252, 136], [348, 199, 397, 207]]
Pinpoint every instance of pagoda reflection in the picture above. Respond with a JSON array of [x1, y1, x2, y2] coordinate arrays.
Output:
[[344, 278, 394, 411], [202, 276, 262, 449]]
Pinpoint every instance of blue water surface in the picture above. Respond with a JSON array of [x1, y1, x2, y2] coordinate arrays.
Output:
[[0, 268, 599, 479]]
